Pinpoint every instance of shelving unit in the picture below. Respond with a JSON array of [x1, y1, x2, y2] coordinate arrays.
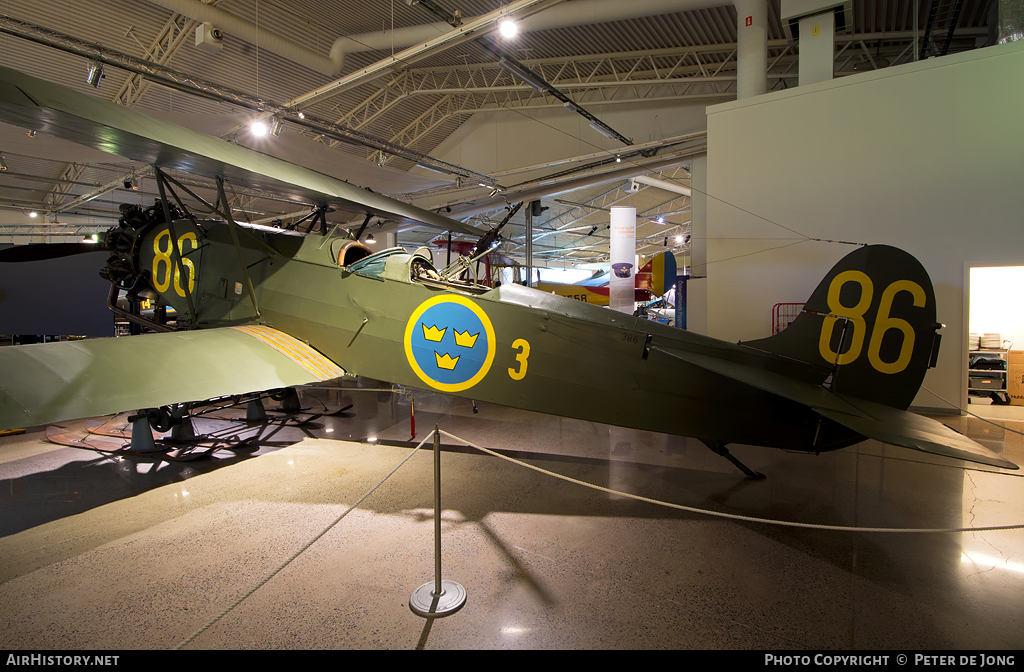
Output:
[[968, 348, 1010, 404]]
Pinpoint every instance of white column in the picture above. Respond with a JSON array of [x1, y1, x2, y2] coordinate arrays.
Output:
[[609, 206, 636, 314], [688, 155, 708, 335], [734, 0, 768, 99]]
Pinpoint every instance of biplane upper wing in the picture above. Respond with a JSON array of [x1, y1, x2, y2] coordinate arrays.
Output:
[[0, 64, 480, 236], [0, 326, 344, 431], [657, 347, 1018, 470]]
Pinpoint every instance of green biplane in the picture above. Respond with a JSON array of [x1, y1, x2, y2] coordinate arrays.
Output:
[[0, 64, 1015, 475]]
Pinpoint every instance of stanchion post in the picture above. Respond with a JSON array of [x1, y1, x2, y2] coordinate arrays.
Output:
[[409, 425, 466, 618]]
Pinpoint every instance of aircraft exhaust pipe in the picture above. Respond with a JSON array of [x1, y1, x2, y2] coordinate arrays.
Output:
[[106, 282, 174, 333]]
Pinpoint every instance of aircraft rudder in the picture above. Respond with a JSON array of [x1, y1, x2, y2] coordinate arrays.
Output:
[[745, 245, 940, 409]]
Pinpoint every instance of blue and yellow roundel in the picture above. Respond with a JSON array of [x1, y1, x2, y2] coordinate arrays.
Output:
[[404, 295, 496, 392]]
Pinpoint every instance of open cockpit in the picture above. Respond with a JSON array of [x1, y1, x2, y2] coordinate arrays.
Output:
[[339, 244, 491, 294]]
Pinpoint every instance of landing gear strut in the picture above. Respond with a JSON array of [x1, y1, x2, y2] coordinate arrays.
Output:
[[701, 440, 766, 480]]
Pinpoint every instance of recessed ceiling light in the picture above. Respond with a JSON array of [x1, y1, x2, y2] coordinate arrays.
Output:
[[499, 17, 518, 38]]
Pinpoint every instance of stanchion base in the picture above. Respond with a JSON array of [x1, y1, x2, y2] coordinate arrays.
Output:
[[409, 580, 466, 618]]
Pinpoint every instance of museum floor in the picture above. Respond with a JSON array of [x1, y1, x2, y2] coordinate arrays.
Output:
[[0, 383, 1022, 650]]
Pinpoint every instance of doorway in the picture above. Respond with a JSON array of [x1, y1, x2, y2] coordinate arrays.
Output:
[[967, 266, 1024, 409]]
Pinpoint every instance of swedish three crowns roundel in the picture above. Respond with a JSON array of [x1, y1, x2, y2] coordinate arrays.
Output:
[[404, 295, 496, 392]]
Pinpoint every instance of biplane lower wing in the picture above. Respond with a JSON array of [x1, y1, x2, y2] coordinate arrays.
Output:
[[656, 347, 1018, 471], [0, 326, 344, 430]]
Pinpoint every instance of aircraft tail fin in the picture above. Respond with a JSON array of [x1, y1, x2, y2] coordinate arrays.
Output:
[[635, 251, 677, 296], [743, 245, 941, 410]]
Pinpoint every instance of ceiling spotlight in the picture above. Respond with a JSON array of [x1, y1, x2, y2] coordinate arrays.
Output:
[[675, 235, 684, 244], [296, 111, 305, 119], [250, 119, 268, 137], [27, 211, 37, 218], [657, 216, 665, 224], [123, 177, 139, 191], [366, 234, 376, 243], [499, 17, 518, 38], [270, 116, 284, 137], [615, 156, 621, 163], [85, 61, 104, 87]]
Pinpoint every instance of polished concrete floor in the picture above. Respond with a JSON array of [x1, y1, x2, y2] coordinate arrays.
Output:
[[0, 383, 1022, 650]]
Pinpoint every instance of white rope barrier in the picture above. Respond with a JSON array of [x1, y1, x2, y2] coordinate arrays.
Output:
[[173, 416, 1024, 649], [172, 433, 430, 650], [438, 429, 1024, 535]]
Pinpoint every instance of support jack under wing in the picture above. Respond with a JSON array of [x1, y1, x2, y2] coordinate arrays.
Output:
[[653, 347, 1017, 471], [0, 326, 344, 430]]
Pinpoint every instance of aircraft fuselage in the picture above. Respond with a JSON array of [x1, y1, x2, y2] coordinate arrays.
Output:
[[151, 220, 855, 453]]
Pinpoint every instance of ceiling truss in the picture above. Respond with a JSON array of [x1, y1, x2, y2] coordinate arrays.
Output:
[[313, 28, 985, 168]]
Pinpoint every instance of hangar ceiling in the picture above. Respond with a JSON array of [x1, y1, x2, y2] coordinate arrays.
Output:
[[0, 0, 997, 267]]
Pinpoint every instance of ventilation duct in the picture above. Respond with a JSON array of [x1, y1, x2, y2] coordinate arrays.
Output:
[[148, 0, 735, 76]]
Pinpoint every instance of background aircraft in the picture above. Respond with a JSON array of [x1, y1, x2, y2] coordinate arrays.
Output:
[[0, 64, 1016, 477], [535, 251, 677, 306]]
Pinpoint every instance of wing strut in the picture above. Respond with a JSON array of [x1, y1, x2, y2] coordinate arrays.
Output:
[[153, 167, 198, 328], [149, 167, 264, 322], [285, 205, 333, 236], [215, 176, 262, 321]]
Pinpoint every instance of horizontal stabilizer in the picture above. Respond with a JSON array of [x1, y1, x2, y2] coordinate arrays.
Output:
[[654, 346, 1018, 470], [816, 400, 1019, 471], [0, 326, 344, 431]]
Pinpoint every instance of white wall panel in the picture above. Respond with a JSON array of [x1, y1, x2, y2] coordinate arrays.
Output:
[[704, 40, 1024, 409]]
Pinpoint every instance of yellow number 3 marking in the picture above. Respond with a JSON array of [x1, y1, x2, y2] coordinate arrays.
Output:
[[818, 272, 926, 374], [508, 338, 530, 380]]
